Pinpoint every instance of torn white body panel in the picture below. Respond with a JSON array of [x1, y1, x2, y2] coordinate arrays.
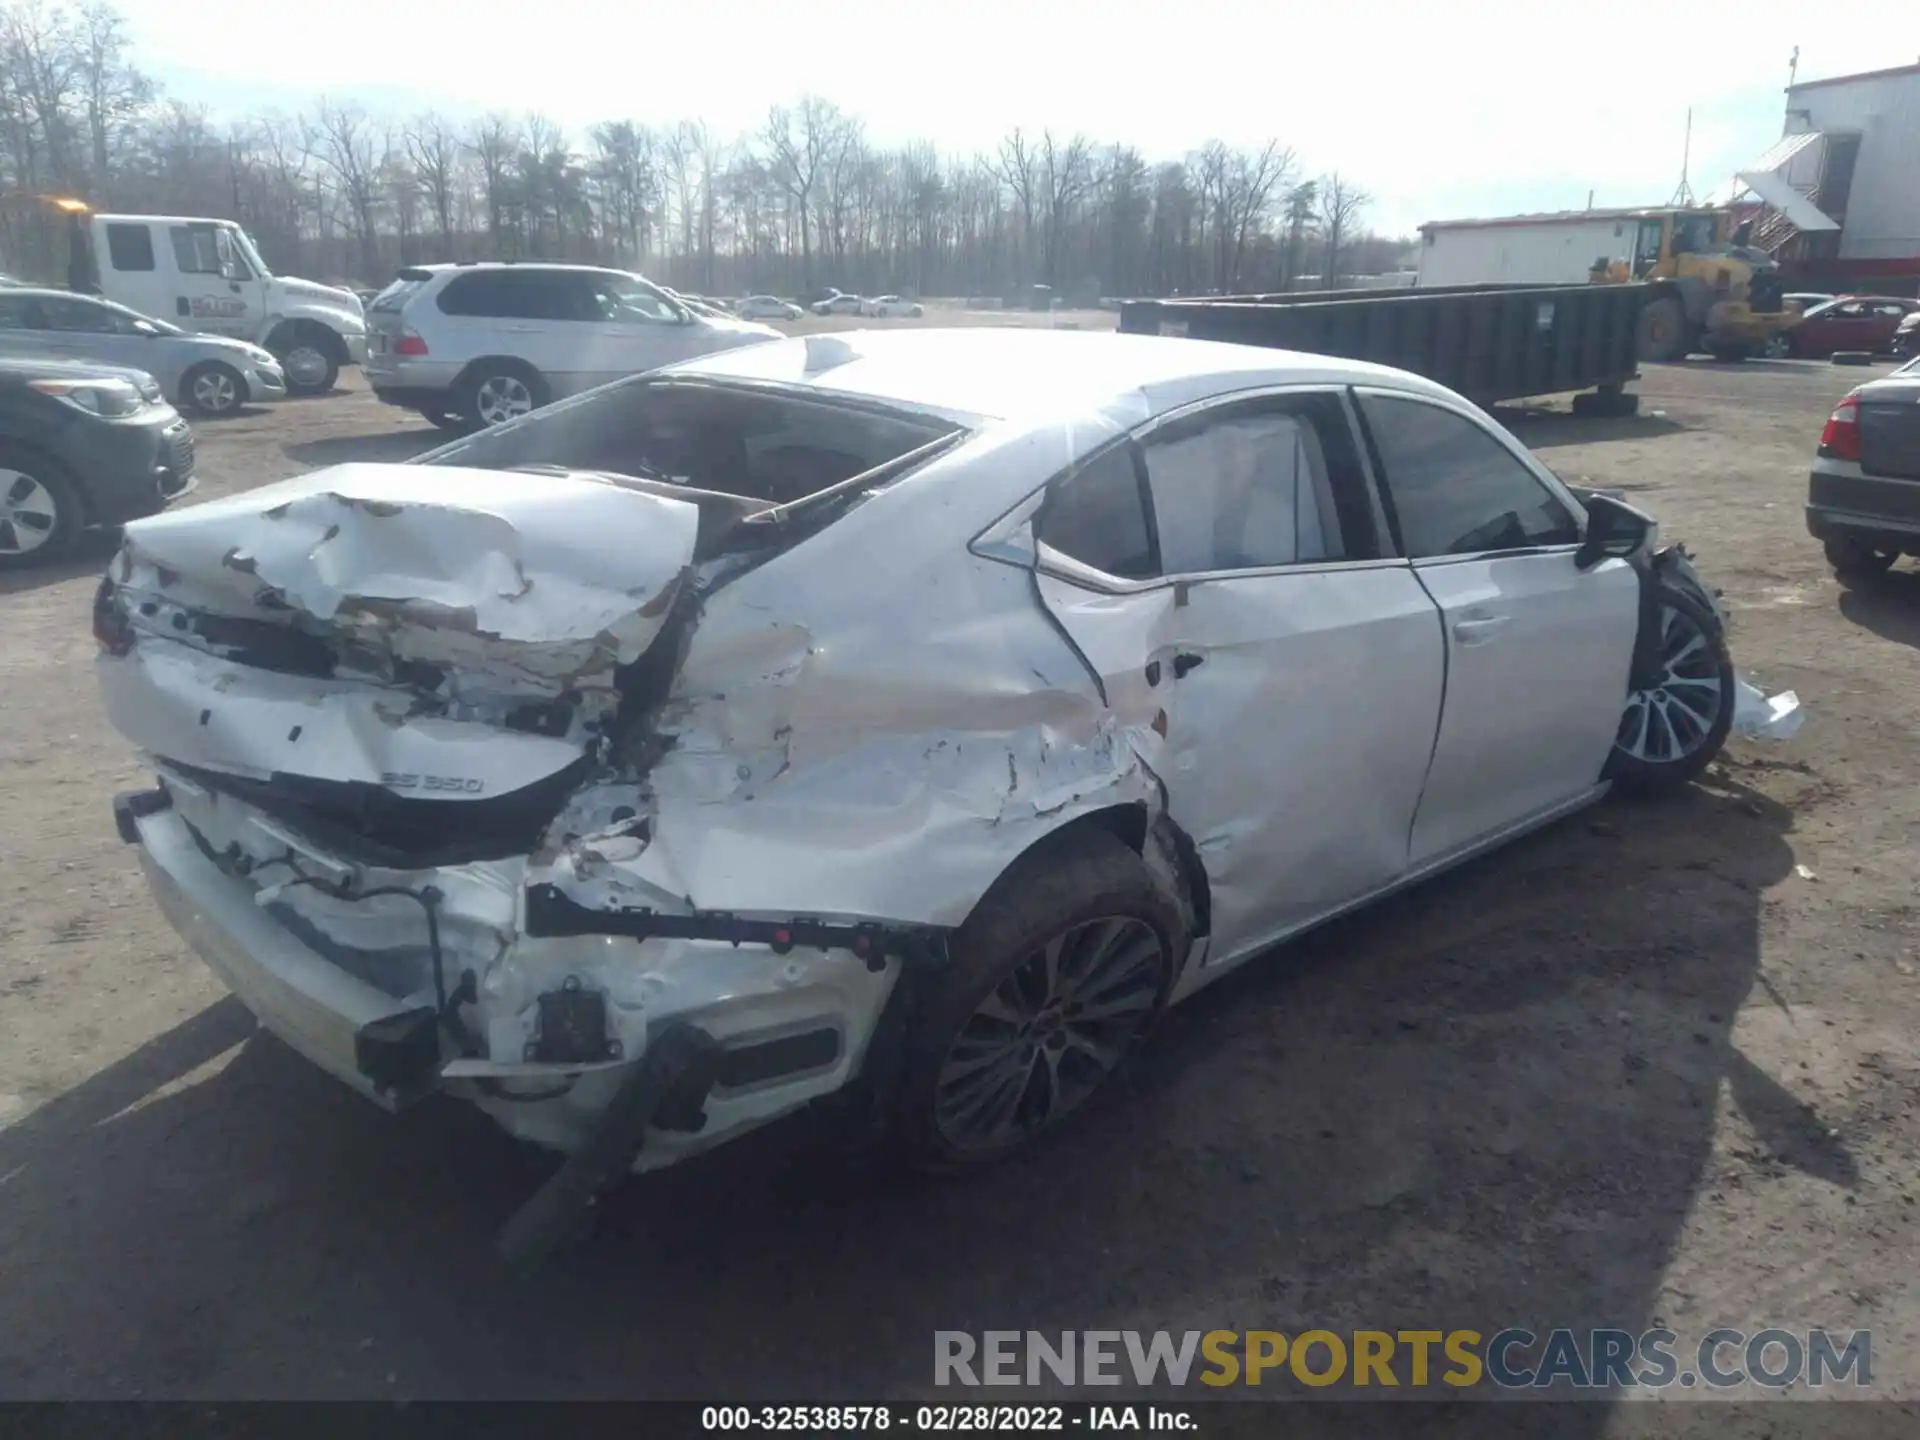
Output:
[[100, 637, 585, 793], [116, 462, 700, 696], [540, 427, 1167, 929]]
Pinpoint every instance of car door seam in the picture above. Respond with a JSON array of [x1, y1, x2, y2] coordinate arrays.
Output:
[[1402, 561, 1455, 861]]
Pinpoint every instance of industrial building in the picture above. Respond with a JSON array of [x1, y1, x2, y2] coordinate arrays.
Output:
[[1736, 61, 1920, 292]]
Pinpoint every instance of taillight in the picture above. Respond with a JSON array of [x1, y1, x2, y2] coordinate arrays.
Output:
[[1819, 394, 1862, 461], [394, 331, 429, 357], [92, 574, 133, 656]]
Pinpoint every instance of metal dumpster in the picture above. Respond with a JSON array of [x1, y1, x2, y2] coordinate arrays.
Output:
[[1118, 282, 1650, 414]]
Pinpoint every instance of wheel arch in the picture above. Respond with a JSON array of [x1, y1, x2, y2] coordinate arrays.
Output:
[[955, 801, 1211, 970]]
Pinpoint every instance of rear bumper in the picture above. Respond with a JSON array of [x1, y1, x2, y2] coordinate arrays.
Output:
[[115, 781, 903, 1166], [127, 800, 415, 1106], [1807, 468, 1920, 544]]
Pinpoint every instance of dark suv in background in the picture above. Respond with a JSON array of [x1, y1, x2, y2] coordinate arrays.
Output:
[[0, 354, 193, 569]]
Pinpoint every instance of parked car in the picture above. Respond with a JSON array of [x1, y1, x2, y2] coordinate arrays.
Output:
[[737, 294, 804, 321], [360, 263, 781, 430], [99, 329, 1736, 1238], [1806, 353, 1920, 579], [861, 295, 924, 318], [0, 288, 285, 417], [0, 354, 192, 568], [1784, 295, 1920, 358], [811, 292, 865, 316], [1890, 310, 1920, 358]]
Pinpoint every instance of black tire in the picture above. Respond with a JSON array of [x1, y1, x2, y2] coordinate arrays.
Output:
[[180, 360, 246, 417], [1637, 297, 1688, 362], [460, 363, 549, 430], [895, 828, 1184, 1170], [0, 444, 83, 569], [1604, 584, 1736, 796], [268, 325, 341, 396], [1824, 536, 1899, 581], [418, 407, 468, 433]]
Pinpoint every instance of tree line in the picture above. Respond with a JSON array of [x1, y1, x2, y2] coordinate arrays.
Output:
[[0, 0, 1412, 299]]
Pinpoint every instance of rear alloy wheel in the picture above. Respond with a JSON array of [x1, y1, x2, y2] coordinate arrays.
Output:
[[0, 454, 80, 569], [182, 360, 244, 417], [899, 830, 1181, 1169], [1763, 333, 1793, 360], [463, 367, 546, 429], [1606, 587, 1735, 795], [1824, 536, 1899, 581]]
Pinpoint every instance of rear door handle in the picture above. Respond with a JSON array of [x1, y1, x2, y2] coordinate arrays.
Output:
[[1452, 615, 1510, 645], [1172, 652, 1205, 678]]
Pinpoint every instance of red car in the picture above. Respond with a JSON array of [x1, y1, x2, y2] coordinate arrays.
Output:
[[1785, 295, 1920, 358]]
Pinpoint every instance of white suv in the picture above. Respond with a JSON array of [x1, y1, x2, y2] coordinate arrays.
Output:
[[362, 263, 781, 430]]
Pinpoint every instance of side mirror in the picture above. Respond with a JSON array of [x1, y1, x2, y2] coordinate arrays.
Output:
[[1574, 491, 1654, 570]]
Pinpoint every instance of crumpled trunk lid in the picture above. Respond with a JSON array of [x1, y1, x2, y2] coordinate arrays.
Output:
[[97, 462, 700, 844]]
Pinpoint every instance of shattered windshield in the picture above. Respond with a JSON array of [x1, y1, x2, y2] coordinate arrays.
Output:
[[420, 376, 963, 512]]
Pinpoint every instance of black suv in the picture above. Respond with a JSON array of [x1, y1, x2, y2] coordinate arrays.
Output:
[[0, 355, 194, 568]]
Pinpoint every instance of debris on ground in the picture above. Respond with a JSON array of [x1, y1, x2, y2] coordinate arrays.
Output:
[[1733, 674, 1805, 741]]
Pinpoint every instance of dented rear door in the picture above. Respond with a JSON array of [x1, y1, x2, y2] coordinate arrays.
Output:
[[1033, 391, 1447, 971]]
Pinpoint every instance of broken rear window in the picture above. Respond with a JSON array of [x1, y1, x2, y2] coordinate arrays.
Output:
[[419, 377, 964, 517]]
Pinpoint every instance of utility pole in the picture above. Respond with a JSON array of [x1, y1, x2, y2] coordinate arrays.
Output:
[[1669, 109, 1697, 208], [1788, 46, 1799, 87]]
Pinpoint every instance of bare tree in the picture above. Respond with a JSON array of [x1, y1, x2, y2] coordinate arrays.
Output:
[[468, 112, 521, 251], [406, 112, 461, 251], [312, 99, 382, 277], [1316, 172, 1370, 289], [761, 96, 846, 286], [0, 1, 1410, 302]]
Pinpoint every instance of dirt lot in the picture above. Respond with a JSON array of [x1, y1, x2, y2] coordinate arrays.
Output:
[[2, 321, 1918, 1423]]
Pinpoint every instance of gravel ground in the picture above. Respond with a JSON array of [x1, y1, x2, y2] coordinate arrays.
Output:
[[1, 328, 1917, 1430]]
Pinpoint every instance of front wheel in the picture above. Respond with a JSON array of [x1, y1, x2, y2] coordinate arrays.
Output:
[[1605, 585, 1736, 796], [0, 447, 81, 568], [896, 829, 1183, 1170], [1637, 297, 1688, 362], [1763, 333, 1793, 360], [182, 360, 245, 417], [272, 333, 340, 395]]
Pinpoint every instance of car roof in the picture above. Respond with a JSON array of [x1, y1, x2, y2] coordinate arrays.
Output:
[[662, 327, 1461, 423], [413, 262, 633, 277]]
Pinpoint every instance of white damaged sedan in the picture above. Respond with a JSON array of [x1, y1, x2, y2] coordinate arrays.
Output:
[[96, 329, 1736, 1253]]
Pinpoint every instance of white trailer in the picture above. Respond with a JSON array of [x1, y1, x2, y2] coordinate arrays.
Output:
[[1416, 210, 1650, 287]]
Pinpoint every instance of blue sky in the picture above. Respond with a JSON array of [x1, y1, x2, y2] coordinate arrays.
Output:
[[125, 0, 1912, 237]]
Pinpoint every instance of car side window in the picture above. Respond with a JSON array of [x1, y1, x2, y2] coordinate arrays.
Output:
[[40, 296, 121, 334], [1036, 442, 1158, 580], [0, 294, 36, 329], [1137, 393, 1370, 573], [1359, 393, 1581, 558], [106, 223, 155, 272]]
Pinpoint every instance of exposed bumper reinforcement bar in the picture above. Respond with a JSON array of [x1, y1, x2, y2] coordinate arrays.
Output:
[[495, 1021, 724, 1275], [522, 882, 950, 969]]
